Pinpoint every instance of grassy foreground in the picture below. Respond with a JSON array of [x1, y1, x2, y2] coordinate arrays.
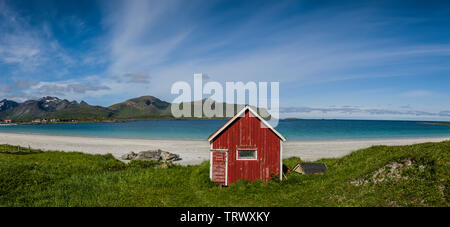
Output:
[[0, 141, 449, 207]]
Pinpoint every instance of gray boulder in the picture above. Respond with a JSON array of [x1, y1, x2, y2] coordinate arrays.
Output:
[[121, 151, 137, 160], [134, 150, 162, 161], [122, 149, 180, 162], [160, 151, 180, 161]]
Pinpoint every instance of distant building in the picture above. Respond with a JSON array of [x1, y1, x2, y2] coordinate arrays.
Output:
[[292, 163, 327, 175], [32, 119, 41, 123], [50, 119, 59, 123], [4, 120, 12, 124]]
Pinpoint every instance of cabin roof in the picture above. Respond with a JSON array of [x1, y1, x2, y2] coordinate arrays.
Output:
[[208, 106, 287, 142]]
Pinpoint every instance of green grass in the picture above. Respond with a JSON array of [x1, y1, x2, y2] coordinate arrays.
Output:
[[0, 141, 449, 207], [43, 106, 114, 121]]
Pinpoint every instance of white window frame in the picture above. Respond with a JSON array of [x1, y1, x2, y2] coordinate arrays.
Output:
[[236, 148, 258, 161]]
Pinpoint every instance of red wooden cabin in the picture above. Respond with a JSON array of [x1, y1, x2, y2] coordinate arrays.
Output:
[[208, 106, 287, 186]]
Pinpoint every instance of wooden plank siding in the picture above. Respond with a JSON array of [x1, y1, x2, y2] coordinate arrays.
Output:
[[211, 110, 281, 185]]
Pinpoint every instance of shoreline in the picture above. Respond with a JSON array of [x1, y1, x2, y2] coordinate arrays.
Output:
[[0, 132, 448, 165], [1, 130, 449, 142]]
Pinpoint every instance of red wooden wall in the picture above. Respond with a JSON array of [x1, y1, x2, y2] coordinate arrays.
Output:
[[211, 110, 281, 185]]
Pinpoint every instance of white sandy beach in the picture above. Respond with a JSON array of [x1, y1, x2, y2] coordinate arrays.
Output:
[[0, 132, 448, 165]]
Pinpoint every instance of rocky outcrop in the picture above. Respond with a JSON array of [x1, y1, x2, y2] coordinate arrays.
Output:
[[0, 96, 113, 121], [121, 149, 180, 162], [0, 99, 19, 112], [121, 151, 138, 160]]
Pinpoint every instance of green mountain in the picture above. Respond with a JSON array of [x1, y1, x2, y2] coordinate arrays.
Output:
[[109, 96, 171, 119], [168, 98, 271, 119], [0, 97, 113, 122], [44, 103, 114, 120], [0, 96, 271, 122]]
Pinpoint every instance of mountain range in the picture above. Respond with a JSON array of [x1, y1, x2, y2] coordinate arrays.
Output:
[[0, 96, 269, 122]]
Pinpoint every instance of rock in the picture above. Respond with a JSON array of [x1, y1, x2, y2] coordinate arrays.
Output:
[[121, 151, 137, 160], [134, 149, 162, 161], [160, 151, 180, 161], [124, 149, 180, 162]]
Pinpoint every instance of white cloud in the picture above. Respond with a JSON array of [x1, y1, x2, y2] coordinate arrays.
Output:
[[1, 0, 450, 120], [122, 73, 151, 84], [91, 3, 450, 102], [280, 105, 450, 121]]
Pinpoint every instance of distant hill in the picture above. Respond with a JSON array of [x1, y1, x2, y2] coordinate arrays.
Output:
[[109, 96, 171, 119], [0, 97, 67, 121], [0, 99, 19, 112], [0, 97, 113, 122], [168, 98, 270, 119], [0, 96, 270, 122], [44, 102, 113, 120]]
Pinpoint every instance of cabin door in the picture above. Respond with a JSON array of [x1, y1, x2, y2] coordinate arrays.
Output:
[[211, 151, 228, 186]]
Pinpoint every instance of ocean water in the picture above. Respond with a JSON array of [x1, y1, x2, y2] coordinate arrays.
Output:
[[0, 119, 449, 141]]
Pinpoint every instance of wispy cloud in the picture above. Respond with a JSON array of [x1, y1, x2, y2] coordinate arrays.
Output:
[[104, 0, 191, 75], [121, 73, 151, 84], [25, 80, 110, 100], [1, 1, 450, 120], [400, 90, 433, 98], [280, 105, 450, 120], [0, 2, 75, 73]]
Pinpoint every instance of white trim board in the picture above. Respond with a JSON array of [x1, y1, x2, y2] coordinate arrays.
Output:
[[207, 106, 287, 142], [225, 151, 228, 186], [280, 140, 283, 181], [209, 143, 213, 180]]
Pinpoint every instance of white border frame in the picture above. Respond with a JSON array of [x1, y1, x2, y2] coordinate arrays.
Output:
[[236, 148, 258, 161]]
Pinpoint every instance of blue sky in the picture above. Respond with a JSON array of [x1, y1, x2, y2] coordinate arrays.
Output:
[[0, 0, 450, 120]]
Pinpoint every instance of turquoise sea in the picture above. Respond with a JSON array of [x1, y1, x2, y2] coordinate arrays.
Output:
[[0, 119, 449, 141]]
